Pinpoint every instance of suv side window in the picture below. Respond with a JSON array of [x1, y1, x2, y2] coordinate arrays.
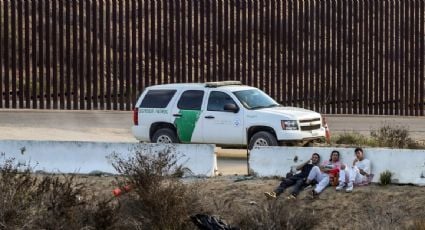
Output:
[[207, 91, 237, 111], [177, 90, 204, 110], [140, 89, 176, 108]]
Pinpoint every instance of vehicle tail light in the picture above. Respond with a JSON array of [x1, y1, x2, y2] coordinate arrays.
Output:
[[133, 108, 138, 125]]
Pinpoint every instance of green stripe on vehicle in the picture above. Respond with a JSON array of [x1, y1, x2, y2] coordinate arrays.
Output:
[[174, 110, 201, 143]]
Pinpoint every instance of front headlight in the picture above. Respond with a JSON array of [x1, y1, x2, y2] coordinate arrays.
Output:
[[281, 120, 298, 130]]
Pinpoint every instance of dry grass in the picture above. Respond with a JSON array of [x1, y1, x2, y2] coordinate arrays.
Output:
[[2, 149, 425, 229], [332, 124, 425, 149]]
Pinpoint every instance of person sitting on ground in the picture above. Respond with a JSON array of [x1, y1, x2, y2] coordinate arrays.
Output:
[[264, 153, 320, 200], [336, 147, 371, 193], [305, 150, 343, 198]]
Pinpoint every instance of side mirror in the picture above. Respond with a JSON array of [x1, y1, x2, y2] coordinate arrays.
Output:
[[224, 103, 239, 113]]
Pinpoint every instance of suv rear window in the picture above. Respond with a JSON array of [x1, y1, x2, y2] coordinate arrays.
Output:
[[140, 89, 176, 108], [177, 90, 204, 110]]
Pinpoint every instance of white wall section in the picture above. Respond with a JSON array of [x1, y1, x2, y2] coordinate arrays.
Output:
[[0, 141, 216, 177], [250, 147, 425, 185]]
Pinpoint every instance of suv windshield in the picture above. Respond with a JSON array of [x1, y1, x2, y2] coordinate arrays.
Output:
[[233, 89, 280, 109]]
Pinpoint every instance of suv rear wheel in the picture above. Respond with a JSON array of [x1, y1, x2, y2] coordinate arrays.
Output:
[[152, 128, 179, 144], [248, 131, 278, 149]]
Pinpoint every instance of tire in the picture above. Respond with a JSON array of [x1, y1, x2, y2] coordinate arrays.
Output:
[[248, 131, 278, 150], [152, 128, 179, 144]]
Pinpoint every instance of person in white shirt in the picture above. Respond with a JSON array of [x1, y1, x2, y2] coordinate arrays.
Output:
[[336, 147, 371, 193]]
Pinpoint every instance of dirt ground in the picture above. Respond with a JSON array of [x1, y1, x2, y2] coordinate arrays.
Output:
[[82, 174, 425, 229]]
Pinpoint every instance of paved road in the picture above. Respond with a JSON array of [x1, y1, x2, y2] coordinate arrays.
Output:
[[1, 109, 424, 141], [1, 109, 424, 175]]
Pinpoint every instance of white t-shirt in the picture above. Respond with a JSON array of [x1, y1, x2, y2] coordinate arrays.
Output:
[[355, 158, 371, 174]]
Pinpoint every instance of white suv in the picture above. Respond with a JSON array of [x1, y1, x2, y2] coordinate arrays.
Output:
[[132, 81, 326, 149]]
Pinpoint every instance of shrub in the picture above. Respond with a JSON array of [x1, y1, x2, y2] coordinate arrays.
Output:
[[0, 155, 118, 229], [370, 124, 414, 148], [333, 132, 374, 146], [379, 170, 393, 186], [110, 146, 203, 229], [233, 201, 318, 230]]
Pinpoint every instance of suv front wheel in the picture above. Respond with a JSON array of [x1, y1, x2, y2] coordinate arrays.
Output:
[[248, 131, 278, 150], [152, 128, 179, 144]]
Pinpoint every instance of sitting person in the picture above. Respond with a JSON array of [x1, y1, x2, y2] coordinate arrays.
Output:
[[306, 150, 343, 197], [264, 153, 320, 200], [336, 147, 371, 193]]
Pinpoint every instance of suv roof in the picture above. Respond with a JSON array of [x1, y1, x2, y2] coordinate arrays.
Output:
[[146, 81, 245, 90]]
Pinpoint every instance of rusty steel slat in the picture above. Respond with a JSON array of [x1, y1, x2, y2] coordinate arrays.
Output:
[[247, 0, 252, 86], [287, 0, 293, 106], [125, 0, 131, 110], [230, 0, 236, 83], [4, 0, 10, 108], [112, 0, 118, 110], [174, 0, 180, 83], [72, 1, 80, 110], [410, 0, 416, 115], [163, 0, 169, 84], [32, 0, 38, 108], [341, 0, 347, 114], [92, 0, 98, 109], [320, 0, 325, 112], [383, 0, 389, 115], [358, 0, 364, 114], [224, 1, 229, 81], [66, 0, 72, 109], [388, 0, 394, 115], [59, 0, 65, 109], [11, 0, 16, 108], [236, 0, 241, 84], [52, 0, 58, 109], [420, 0, 424, 116], [413, 0, 420, 115], [156, 0, 162, 85], [188, 0, 193, 83], [24, 0, 30, 108], [169, 0, 175, 84], [325, 0, 331, 114], [310, 0, 317, 111], [0, 1, 3, 108], [138, 0, 144, 89], [45, 0, 51, 109], [402, 0, 408, 115], [265, 1, 271, 97], [124, 0, 131, 110], [378, 0, 384, 115], [181, 0, 186, 82], [131, 0, 137, 107], [17, 0, 24, 108], [218, 0, 223, 82], [373, 0, 379, 114], [331, 0, 337, 113], [347, 0, 353, 114], [353, 0, 363, 114], [187, 0, 193, 83], [276, 0, 282, 104], [85, 0, 92, 110], [300, 0, 306, 109], [266, 1, 279, 100], [294, 0, 300, 106], [367, 0, 374, 114], [73, 0, 79, 110], [78, 0, 85, 110], [199, 0, 205, 82], [118, 0, 124, 110], [106, 0, 112, 110]]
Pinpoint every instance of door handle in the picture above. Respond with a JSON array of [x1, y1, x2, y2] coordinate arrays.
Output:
[[204, 115, 215, 119], [173, 113, 182, 117]]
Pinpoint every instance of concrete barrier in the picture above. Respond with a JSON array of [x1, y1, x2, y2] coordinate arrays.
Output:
[[0, 140, 216, 177], [250, 147, 425, 185]]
